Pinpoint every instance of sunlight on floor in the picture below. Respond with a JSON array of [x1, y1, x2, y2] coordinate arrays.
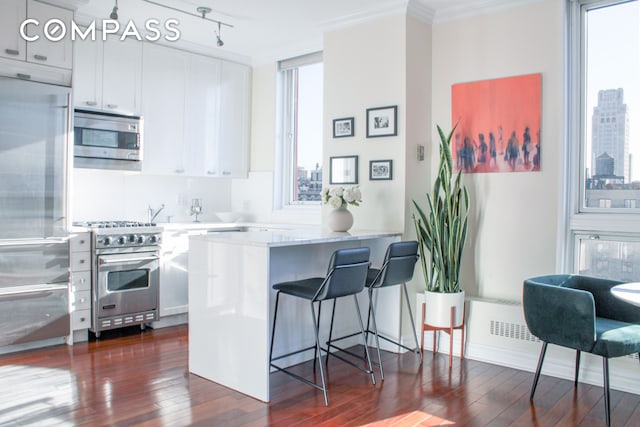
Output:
[[362, 410, 455, 426]]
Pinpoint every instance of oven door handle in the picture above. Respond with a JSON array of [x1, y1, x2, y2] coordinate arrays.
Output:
[[99, 255, 159, 265]]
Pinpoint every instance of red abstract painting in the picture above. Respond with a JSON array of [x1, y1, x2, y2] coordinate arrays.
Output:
[[451, 73, 542, 173]]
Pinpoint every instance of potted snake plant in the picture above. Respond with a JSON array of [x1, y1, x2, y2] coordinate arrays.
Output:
[[413, 123, 469, 327]]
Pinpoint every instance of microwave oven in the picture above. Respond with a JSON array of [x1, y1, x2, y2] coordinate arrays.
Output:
[[73, 109, 143, 171]]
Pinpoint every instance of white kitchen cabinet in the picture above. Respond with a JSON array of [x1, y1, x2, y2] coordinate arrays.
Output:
[[141, 43, 188, 175], [73, 33, 142, 115], [26, 0, 73, 69], [0, 0, 73, 69], [68, 232, 92, 344], [216, 61, 250, 178], [185, 54, 221, 177], [0, 0, 26, 62], [159, 229, 190, 317], [142, 42, 250, 178]]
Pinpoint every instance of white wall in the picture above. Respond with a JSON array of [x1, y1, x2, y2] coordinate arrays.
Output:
[[431, 0, 565, 301], [323, 15, 408, 233]]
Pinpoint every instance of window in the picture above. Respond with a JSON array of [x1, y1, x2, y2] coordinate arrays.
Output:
[[276, 52, 323, 208], [567, 0, 640, 280]]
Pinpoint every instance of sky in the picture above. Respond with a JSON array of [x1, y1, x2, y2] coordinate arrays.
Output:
[[585, 0, 639, 181]]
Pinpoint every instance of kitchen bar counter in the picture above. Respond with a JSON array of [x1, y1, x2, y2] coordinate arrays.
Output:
[[187, 228, 401, 402]]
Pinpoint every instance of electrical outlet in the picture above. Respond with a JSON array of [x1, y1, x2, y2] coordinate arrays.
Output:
[[417, 144, 425, 161]]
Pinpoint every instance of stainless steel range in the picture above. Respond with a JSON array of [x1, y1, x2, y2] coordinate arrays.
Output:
[[74, 221, 162, 337]]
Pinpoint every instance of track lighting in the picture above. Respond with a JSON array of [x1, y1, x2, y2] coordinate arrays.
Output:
[[216, 22, 224, 47], [109, 0, 118, 20], [143, 0, 233, 48]]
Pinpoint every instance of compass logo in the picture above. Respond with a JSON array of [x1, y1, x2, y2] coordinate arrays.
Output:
[[20, 18, 181, 42]]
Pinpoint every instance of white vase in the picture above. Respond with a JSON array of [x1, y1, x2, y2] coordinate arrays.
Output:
[[424, 290, 465, 328], [327, 205, 353, 232]]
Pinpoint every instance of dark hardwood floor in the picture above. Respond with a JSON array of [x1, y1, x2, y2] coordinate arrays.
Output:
[[0, 325, 638, 426]]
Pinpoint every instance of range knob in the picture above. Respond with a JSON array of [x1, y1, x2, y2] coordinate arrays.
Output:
[[137, 235, 146, 244], [149, 234, 160, 244], [103, 236, 113, 246], [118, 235, 127, 245], [128, 234, 137, 243]]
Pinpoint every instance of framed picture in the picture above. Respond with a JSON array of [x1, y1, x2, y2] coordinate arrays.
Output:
[[366, 105, 397, 138], [333, 117, 354, 138], [329, 155, 358, 184], [451, 73, 541, 173], [369, 159, 393, 180]]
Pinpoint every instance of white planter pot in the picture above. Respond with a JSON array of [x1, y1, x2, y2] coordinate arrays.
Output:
[[327, 206, 353, 232], [423, 290, 465, 328]]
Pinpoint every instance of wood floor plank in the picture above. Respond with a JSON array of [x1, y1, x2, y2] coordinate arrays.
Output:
[[0, 325, 638, 426]]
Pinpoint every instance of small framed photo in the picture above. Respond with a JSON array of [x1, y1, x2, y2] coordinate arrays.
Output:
[[366, 105, 397, 138], [333, 117, 354, 138], [369, 159, 393, 180], [330, 155, 358, 184]]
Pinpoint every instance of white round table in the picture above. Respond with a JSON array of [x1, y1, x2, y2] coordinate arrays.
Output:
[[611, 282, 640, 307]]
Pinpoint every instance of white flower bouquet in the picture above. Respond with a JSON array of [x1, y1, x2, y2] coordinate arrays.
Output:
[[321, 186, 362, 209]]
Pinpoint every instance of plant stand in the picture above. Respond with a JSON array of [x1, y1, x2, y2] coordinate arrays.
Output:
[[420, 301, 466, 369]]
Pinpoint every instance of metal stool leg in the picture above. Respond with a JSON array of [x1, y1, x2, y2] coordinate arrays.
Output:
[[313, 301, 323, 371], [310, 300, 329, 406], [326, 299, 337, 367], [353, 294, 376, 385], [574, 350, 581, 387], [269, 292, 281, 366], [603, 357, 611, 427], [367, 287, 384, 380], [402, 282, 422, 362]]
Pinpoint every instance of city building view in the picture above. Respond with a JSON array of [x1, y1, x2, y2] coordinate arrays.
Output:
[[295, 163, 323, 201], [585, 88, 640, 208]]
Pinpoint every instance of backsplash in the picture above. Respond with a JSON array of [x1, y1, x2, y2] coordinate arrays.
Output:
[[71, 169, 233, 224]]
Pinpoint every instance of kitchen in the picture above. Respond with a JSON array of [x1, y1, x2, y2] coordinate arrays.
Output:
[[2, 0, 637, 424]]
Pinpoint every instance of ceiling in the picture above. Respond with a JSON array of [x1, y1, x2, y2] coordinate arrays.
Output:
[[72, 0, 517, 64]]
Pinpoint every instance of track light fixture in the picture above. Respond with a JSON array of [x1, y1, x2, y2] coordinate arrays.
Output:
[[142, 0, 233, 48], [109, 0, 118, 20], [216, 22, 224, 47]]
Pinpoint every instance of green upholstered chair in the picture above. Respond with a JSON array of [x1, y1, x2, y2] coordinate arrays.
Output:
[[523, 274, 640, 427]]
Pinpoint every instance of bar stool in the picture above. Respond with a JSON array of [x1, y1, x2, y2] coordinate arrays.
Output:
[[326, 241, 421, 380], [268, 247, 374, 406]]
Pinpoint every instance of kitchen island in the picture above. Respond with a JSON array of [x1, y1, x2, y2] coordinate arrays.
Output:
[[188, 228, 401, 402]]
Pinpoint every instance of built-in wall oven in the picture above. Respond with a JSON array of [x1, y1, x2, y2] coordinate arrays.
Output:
[[75, 222, 162, 337], [73, 110, 143, 171]]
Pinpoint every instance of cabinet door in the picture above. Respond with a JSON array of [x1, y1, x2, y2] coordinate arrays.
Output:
[[159, 230, 189, 316], [0, 0, 26, 61], [26, 0, 73, 69], [217, 61, 250, 178], [73, 35, 103, 109], [102, 36, 142, 115], [142, 43, 187, 175], [185, 54, 221, 177]]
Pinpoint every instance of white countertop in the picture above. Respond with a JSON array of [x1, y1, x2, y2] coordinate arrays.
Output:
[[190, 227, 401, 247]]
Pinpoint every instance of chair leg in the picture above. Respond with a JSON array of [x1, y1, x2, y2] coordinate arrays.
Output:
[[269, 292, 281, 366], [603, 357, 611, 427], [402, 283, 423, 363], [353, 294, 376, 385], [310, 300, 329, 406], [314, 301, 323, 371], [574, 350, 581, 387], [367, 287, 384, 380], [530, 341, 548, 400]]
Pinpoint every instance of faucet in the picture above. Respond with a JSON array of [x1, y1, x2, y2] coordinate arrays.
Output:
[[148, 204, 165, 223]]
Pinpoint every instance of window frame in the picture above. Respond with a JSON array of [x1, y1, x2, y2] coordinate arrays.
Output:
[[274, 51, 323, 211], [566, 0, 640, 273]]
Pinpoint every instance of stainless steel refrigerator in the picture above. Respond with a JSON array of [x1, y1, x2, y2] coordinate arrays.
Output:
[[0, 76, 71, 347]]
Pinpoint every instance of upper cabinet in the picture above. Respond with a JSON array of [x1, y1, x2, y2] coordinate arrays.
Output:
[[0, 0, 26, 62], [142, 43, 250, 178], [217, 61, 250, 178], [141, 43, 188, 175], [0, 0, 73, 70], [73, 33, 142, 116]]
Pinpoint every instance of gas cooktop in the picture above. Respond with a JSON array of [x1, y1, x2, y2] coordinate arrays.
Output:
[[73, 221, 158, 229]]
